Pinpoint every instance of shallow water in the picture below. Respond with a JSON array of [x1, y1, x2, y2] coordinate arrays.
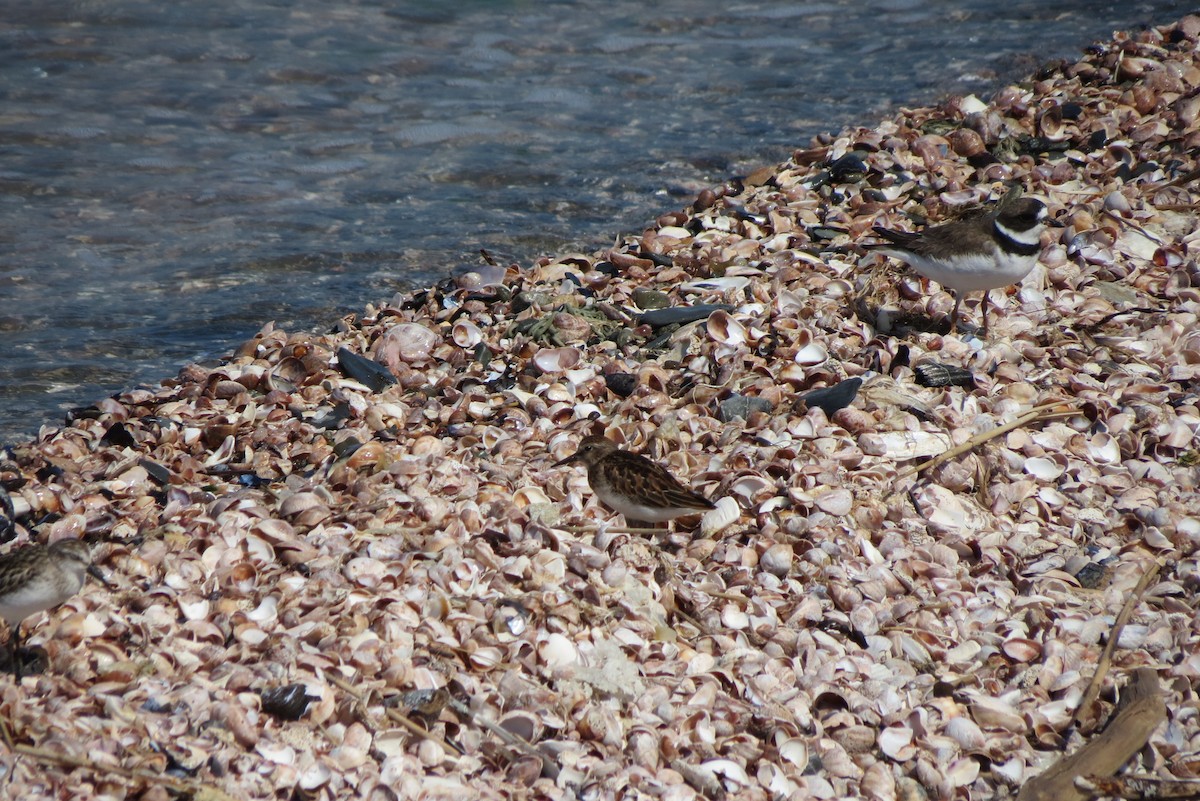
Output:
[[0, 0, 1186, 445]]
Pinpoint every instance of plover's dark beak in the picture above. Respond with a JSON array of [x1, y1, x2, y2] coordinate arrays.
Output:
[[553, 453, 580, 467], [87, 563, 115, 589]]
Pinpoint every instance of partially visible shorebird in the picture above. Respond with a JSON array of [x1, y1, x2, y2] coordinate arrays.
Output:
[[0, 540, 101, 661], [555, 435, 715, 526], [867, 186, 1048, 336]]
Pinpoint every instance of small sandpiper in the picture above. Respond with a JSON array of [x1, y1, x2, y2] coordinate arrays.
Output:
[[0, 539, 102, 672], [868, 186, 1048, 335], [555, 435, 715, 526]]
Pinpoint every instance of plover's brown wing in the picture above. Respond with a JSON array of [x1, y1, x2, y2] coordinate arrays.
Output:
[[872, 202, 998, 255], [879, 210, 996, 259], [923, 222, 994, 255], [602, 451, 715, 511]]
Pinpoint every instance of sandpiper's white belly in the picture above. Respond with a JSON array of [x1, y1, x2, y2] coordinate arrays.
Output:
[[0, 575, 80, 627], [596, 490, 703, 523]]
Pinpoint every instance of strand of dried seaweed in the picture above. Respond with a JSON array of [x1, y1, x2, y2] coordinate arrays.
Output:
[[329, 672, 562, 780], [326, 673, 463, 756], [895, 401, 1077, 480], [1103, 210, 1166, 244], [1081, 307, 1165, 332], [1154, 165, 1200, 188], [1070, 561, 1162, 729], [0, 716, 237, 801], [1076, 774, 1200, 799]]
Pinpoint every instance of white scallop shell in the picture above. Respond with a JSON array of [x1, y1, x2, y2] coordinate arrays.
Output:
[[706, 310, 747, 347], [469, 647, 504, 670], [944, 716, 986, 750], [729, 474, 774, 501], [700, 759, 751, 788], [533, 347, 581, 373], [467, 400, 494, 420], [821, 279, 854, 299], [878, 725, 914, 760], [498, 711, 543, 743], [538, 632, 578, 668], [858, 431, 953, 459], [514, 487, 553, 512], [760, 543, 793, 577], [1002, 637, 1042, 662], [1023, 457, 1063, 481], [814, 488, 853, 516], [777, 737, 808, 768], [968, 694, 1027, 732], [179, 598, 210, 621], [563, 366, 597, 386], [683, 276, 750, 293], [960, 94, 988, 114], [721, 604, 750, 630], [795, 341, 828, 365], [572, 402, 602, 420], [452, 319, 483, 348], [946, 757, 981, 787], [292, 757, 326, 786]]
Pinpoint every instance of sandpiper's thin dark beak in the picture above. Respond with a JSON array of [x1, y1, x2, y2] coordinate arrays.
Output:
[[86, 564, 115, 589], [1046, 217, 1067, 228], [553, 453, 580, 468]]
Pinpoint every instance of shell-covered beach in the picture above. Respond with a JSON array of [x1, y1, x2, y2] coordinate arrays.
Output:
[[2, 14, 1200, 801]]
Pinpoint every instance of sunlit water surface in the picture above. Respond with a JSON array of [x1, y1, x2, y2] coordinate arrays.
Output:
[[0, 0, 1185, 444]]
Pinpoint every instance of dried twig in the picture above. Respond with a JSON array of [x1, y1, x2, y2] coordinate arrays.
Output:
[[671, 759, 727, 800], [445, 698, 560, 780], [329, 672, 561, 779], [327, 672, 463, 756], [1071, 561, 1162, 728], [895, 402, 1076, 480], [4, 741, 236, 801], [1152, 202, 1200, 211]]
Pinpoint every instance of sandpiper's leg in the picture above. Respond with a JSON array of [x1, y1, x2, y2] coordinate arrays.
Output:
[[9, 624, 23, 679], [950, 292, 963, 333], [981, 290, 991, 337]]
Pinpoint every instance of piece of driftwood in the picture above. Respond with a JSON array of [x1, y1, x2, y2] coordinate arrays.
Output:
[[1076, 774, 1200, 800], [1018, 668, 1166, 801]]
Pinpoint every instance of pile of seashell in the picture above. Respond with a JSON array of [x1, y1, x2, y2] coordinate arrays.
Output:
[[1, 14, 1198, 801]]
